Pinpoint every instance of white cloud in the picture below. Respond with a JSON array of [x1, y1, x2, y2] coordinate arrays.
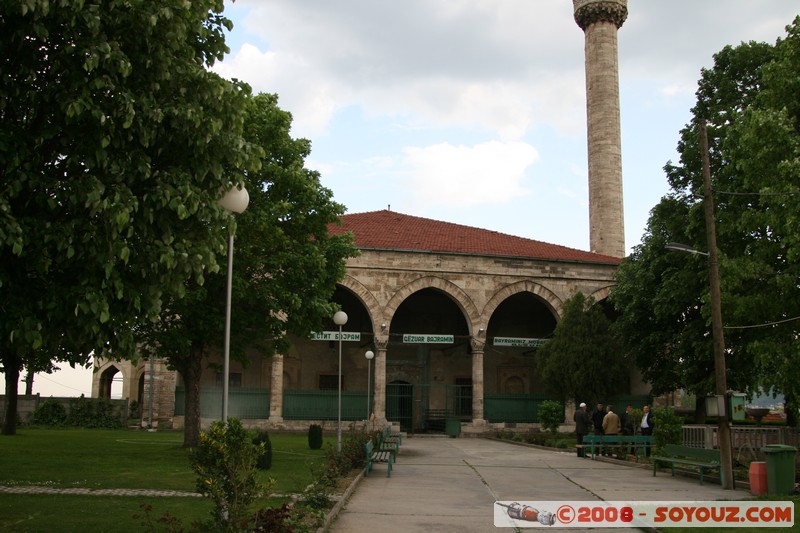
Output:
[[660, 83, 695, 98], [218, 0, 586, 139], [216, 0, 800, 253], [403, 140, 538, 208]]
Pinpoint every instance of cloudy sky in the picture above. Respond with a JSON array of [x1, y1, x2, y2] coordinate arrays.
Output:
[[36, 1, 799, 397]]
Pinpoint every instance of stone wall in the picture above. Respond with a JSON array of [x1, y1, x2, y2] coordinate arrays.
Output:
[[0, 394, 129, 426]]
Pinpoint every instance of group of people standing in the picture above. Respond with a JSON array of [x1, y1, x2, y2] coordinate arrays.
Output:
[[573, 402, 655, 458]]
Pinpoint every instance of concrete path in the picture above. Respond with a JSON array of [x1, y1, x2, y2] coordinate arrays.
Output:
[[0, 485, 202, 497], [329, 437, 750, 533]]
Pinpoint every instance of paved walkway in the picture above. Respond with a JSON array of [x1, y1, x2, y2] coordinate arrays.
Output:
[[329, 437, 751, 533], [0, 485, 202, 497]]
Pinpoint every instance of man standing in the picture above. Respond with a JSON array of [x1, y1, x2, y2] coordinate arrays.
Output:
[[592, 402, 605, 435], [602, 405, 621, 457], [620, 404, 635, 457], [640, 406, 654, 435], [574, 402, 590, 457], [641, 405, 655, 457], [621, 405, 635, 436]]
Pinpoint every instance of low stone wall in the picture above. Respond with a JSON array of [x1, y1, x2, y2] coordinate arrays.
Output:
[[0, 394, 129, 426]]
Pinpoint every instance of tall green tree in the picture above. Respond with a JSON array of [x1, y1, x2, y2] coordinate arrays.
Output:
[[138, 93, 357, 447], [536, 293, 628, 406], [612, 17, 800, 424], [720, 17, 800, 424], [0, 1, 258, 434]]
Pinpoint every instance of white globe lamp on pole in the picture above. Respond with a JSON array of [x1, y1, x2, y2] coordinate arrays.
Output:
[[218, 185, 249, 423], [333, 310, 348, 452], [365, 350, 375, 424]]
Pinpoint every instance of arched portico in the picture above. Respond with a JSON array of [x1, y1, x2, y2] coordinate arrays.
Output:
[[97, 211, 624, 433]]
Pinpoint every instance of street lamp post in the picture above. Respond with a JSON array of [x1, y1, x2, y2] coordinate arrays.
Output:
[[664, 122, 734, 490], [365, 350, 375, 423], [218, 185, 249, 423], [333, 310, 348, 452]]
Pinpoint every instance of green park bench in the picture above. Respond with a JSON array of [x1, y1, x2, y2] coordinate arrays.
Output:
[[380, 426, 401, 459], [652, 444, 721, 485], [581, 435, 652, 460], [364, 439, 393, 478]]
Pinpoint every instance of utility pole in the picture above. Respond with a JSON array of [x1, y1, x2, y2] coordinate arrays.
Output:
[[700, 121, 734, 490]]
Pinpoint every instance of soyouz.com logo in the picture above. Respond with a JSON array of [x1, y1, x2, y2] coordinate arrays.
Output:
[[494, 501, 794, 528]]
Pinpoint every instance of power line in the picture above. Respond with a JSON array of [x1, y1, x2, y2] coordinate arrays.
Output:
[[34, 372, 91, 394], [725, 315, 800, 330], [715, 190, 800, 197]]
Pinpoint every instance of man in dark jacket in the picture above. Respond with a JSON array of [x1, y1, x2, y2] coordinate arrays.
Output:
[[621, 404, 635, 435], [574, 402, 590, 457], [620, 404, 636, 456], [592, 403, 605, 435]]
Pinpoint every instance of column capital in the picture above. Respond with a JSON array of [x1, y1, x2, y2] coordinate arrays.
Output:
[[573, 0, 627, 31], [470, 337, 485, 352], [374, 336, 389, 351]]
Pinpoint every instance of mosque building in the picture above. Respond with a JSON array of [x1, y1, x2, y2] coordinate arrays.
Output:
[[92, 1, 650, 433]]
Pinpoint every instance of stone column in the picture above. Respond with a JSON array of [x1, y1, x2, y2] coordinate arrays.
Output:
[[373, 336, 388, 421], [573, 0, 627, 258], [471, 338, 486, 425], [268, 353, 284, 422], [142, 358, 177, 429]]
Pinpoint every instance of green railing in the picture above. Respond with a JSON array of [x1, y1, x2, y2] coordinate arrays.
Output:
[[484, 393, 557, 423], [172, 387, 637, 424], [283, 389, 369, 420], [174, 387, 269, 419]]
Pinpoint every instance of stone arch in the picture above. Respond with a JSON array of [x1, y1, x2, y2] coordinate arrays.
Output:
[[336, 274, 383, 331], [384, 276, 480, 333], [482, 280, 563, 326], [95, 362, 124, 399], [134, 365, 148, 404], [503, 375, 526, 394], [590, 284, 614, 303]]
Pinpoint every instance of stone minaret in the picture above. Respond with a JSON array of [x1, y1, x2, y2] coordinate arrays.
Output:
[[573, 0, 627, 258]]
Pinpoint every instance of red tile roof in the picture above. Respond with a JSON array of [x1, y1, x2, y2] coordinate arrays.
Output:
[[329, 210, 621, 265]]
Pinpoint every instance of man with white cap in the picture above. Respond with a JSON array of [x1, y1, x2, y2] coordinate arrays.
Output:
[[573, 402, 590, 457]]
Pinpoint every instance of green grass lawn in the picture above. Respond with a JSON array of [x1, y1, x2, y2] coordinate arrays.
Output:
[[0, 428, 332, 532]]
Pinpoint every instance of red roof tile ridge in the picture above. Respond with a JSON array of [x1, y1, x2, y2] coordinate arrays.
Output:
[[330, 210, 621, 264]]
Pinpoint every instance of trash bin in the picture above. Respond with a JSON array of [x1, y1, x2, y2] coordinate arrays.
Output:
[[748, 461, 767, 496], [445, 417, 461, 438], [762, 444, 797, 495]]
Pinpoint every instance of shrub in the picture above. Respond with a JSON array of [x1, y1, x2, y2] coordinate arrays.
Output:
[[251, 503, 296, 533], [32, 398, 67, 426], [629, 407, 643, 434], [128, 400, 140, 419], [325, 426, 371, 477], [65, 395, 123, 428], [190, 418, 270, 532], [538, 400, 564, 435], [652, 407, 682, 456], [252, 430, 273, 470], [308, 424, 323, 450]]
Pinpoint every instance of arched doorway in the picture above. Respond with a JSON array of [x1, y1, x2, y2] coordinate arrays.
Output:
[[485, 291, 559, 423], [98, 366, 123, 399], [388, 287, 470, 432], [386, 380, 413, 433]]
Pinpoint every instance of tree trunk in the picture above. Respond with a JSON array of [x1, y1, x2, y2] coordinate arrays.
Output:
[[785, 393, 797, 428], [25, 371, 34, 396], [176, 342, 205, 448], [2, 353, 21, 435], [694, 395, 707, 424]]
